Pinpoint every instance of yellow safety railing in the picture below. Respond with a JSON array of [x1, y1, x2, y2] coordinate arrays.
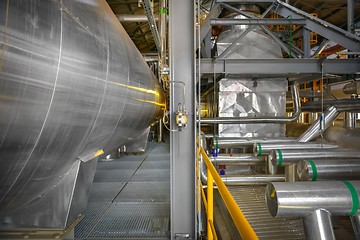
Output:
[[200, 147, 259, 240]]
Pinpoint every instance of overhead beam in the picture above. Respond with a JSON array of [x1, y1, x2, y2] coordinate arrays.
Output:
[[275, 1, 360, 52], [200, 58, 360, 74], [216, 0, 276, 2], [198, 3, 222, 48], [211, 18, 306, 25]]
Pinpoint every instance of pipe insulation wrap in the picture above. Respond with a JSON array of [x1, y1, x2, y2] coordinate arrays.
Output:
[[297, 159, 360, 181], [253, 142, 338, 156], [269, 148, 360, 166], [266, 181, 360, 217]]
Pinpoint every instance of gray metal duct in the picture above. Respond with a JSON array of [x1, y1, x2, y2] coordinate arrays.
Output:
[[215, 137, 296, 149], [0, 0, 164, 229], [297, 105, 340, 142], [269, 148, 360, 166], [254, 142, 338, 156], [201, 84, 301, 124], [297, 159, 360, 181], [266, 181, 360, 217]]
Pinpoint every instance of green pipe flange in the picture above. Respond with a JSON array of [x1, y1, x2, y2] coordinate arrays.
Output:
[[277, 149, 283, 166], [308, 160, 317, 181], [344, 181, 359, 216]]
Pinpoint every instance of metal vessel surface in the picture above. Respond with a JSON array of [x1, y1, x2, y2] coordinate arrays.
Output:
[[0, 0, 164, 229]]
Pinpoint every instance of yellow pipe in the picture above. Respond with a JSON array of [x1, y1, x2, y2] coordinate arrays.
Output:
[[209, 219, 218, 240], [207, 168, 213, 240], [200, 147, 259, 240]]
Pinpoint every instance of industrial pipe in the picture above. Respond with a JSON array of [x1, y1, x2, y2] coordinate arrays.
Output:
[[297, 105, 340, 142], [297, 159, 360, 181], [210, 154, 265, 166], [215, 137, 296, 149], [116, 14, 159, 22], [302, 209, 335, 240], [201, 84, 301, 124], [269, 148, 360, 166], [266, 181, 360, 216], [351, 213, 360, 240], [253, 142, 338, 156], [222, 175, 285, 185], [200, 153, 283, 185]]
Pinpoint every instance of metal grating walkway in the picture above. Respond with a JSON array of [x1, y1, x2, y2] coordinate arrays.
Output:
[[75, 141, 170, 240], [216, 185, 305, 240]]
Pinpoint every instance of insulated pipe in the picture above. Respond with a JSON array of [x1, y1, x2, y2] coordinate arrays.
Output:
[[297, 159, 360, 181], [116, 14, 159, 22], [201, 84, 301, 124], [302, 209, 335, 240], [254, 142, 338, 156], [351, 213, 360, 240], [210, 154, 265, 166], [215, 137, 296, 149], [266, 181, 360, 216], [221, 175, 285, 185], [297, 105, 340, 142], [200, 152, 283, 185], [269, 148, 360, 167]]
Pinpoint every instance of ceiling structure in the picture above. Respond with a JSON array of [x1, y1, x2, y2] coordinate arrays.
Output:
[[106, 0, 360, 54]]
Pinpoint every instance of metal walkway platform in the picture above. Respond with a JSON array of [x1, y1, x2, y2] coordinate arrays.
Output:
[[214, 185, 305, 240], [75, 141, 170, 240]]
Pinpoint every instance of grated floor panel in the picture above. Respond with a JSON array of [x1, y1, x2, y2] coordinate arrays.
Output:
[[114, 181, 170, 202], [131, 169, 170, 182], [88, 202, 170, 239], [88, 182, 126, 202], [227, 186, 305, 240], [75, 141, 170, 240]]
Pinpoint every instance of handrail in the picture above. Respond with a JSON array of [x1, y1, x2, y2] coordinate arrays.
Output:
[[200, 147, 259, 240]]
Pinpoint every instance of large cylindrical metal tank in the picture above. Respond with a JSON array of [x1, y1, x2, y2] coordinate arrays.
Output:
[[0, 0, 164, 229]]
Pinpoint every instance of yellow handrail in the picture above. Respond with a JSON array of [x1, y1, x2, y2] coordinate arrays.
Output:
[[200, 147, 259, 240], [207, 168, 214, 240], [200, 181, 208, 211], [209, 219, 218, 240]]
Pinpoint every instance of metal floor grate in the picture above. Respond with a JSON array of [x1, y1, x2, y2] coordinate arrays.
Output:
[[131, 169, 170, 182], [97, 160, 142, 171], [88, 182, 126, 202], [75, 202, 111, 238], [93, 169, 135, 182], [140, 160, 170, 169], [115, 181, 170, 202], [227, 186, 305, 240], [88, 202, 170, 239], [75, 141, 170, 239]]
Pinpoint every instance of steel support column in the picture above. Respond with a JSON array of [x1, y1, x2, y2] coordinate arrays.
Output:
[[169, 0, 196, 239], [348, 0, 354, 33], [303, 28, 311, 58]]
